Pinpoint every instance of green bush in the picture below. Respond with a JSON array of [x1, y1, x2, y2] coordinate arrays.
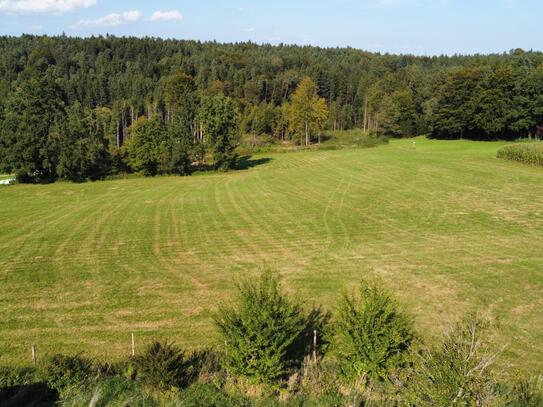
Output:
[[282, 359, 356, 407], [131, 341, 195, 390], [332, 280, 414, 384], [44, 354, 94, 391], [188, 348, 225, 384], [214, 271, 327, 385], [497, 142, 543, 166], [403, 315, 502, 406], [0, 366, 38, 388]]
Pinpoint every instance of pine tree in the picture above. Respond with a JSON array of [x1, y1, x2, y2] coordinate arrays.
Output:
[[199, 94, 239, 171]]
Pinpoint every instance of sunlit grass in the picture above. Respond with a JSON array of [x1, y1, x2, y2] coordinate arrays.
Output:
[[0, 137, 542, 372]]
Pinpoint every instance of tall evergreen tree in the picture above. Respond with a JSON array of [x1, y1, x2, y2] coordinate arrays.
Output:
[[0, 72, 65, 182], [55, 103, 110, 182], [165, 71, 199, 174], [199, 94, 240, 171]]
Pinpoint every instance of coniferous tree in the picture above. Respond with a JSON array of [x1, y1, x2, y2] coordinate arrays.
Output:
[[55, 103, 110, 182], [165, 71, 199, 174], [0, 72, 65, 182], [199, 94, 240, 170]]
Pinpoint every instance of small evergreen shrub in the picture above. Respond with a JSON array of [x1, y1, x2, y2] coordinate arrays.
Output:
[[131, 341, 194, 390], [214, 271, 327, 385], [403, 315, 502, 406], [497, 142, 543, 166], [44, 354, 94, 391], [332, 280, 414, 384]]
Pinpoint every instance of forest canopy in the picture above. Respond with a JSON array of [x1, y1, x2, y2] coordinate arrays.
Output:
[[1, 35, 543, 182]]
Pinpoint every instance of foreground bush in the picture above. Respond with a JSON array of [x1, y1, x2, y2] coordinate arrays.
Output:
[[3, 273, 543, 406], [214, 271, 327, 385], [497, 142, 543, 166], [403, 315, 502, 406], [0, 366, 38, 388], [130, 341, 195, 390], [44, 354, 95, 391], [332, 280, 414, 384]]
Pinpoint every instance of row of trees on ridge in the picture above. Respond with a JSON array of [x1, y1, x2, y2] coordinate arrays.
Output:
[[2, 36, 543, 182]]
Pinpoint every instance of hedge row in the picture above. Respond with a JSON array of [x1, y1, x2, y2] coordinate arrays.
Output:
[[497, 142, 543, 166]]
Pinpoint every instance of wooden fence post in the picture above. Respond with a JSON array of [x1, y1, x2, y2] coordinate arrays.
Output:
[[131, 333, 135, 357], [31, 345, 36, 365]]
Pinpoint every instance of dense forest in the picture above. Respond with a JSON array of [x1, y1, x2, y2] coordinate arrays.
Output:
[[1, 35, 543, 182]]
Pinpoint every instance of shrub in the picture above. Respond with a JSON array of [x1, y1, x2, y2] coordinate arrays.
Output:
[[131, 341, 194, 390], [332, 280, 414, 384], [188, 348, 225, 384], [0, 366, 38, 388], [282, 359, 355, 407], [497, 142, 543, 166], [44, 354, 94, 391], [214, 271, 327, 385], [403, 315, 502, 406]]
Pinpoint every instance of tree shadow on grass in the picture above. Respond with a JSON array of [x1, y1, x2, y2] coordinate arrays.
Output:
[[191, 156, 272, 174], [317, 133, 332, 143], [0, 382, 58, 407], [234, 156, 273, 171]]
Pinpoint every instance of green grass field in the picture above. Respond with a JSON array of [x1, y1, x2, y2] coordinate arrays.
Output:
[[1, 138, 542, 370]]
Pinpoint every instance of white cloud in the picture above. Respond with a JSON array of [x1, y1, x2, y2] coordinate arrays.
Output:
[[75, 10, 142, 27], [0, 0, 96, 13], [149, 10, 182, 22]]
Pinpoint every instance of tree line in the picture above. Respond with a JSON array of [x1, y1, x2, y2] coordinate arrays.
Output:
[[1, 36, 543, 182]]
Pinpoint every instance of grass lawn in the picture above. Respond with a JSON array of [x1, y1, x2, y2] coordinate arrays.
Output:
[[1, 137, 542, 370]]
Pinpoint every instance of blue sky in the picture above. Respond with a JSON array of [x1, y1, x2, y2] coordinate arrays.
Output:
[[0, 0, 541, 55]]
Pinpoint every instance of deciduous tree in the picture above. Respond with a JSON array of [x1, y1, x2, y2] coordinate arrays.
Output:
[[288, 77, 329, 145]]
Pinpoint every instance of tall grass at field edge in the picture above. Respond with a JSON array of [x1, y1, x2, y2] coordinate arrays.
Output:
[[497, 142, 543, 166]]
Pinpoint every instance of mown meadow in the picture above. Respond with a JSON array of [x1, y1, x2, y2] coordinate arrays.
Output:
[[1, 137, 542, 372]]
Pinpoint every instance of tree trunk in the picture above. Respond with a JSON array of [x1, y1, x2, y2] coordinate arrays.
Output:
[[363, 97, 368, 133], [305, 120, 309, 146], [116, 119, 120, 149], [121, 109, 126, 143]]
